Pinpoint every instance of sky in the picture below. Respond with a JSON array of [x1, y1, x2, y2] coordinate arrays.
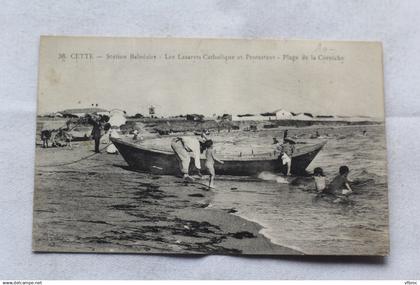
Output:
[[37, 37, 385, 118]]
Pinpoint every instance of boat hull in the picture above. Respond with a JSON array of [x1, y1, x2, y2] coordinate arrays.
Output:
[[111, 138, 326, 176]]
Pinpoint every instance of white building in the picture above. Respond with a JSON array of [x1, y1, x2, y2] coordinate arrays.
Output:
[[293, 113, 313, 120], [233, 109, 295, 121], [62, 107, 109, 117], [274, 109, 294, 120]]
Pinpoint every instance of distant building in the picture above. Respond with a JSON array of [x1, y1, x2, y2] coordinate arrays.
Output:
[[316, 115, 335, 119], [46, 112, 64, 118], [232, 114, 266, 121], [260, 112, 274, 116], [233, 109, 294, 121], [274, 109, 294, 120], [220, 114, 232, 121], [293, 113, 313, 120], [186, 114, 204, 121], [131, 113, 145, 119], [62, 108, 109, 118]]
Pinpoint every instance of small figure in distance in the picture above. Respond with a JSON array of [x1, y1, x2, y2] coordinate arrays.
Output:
[[272, 137, 281, 150], [283, 129, 288, 140], [132, 129, 139, 140], [41, 130, 51, 148]]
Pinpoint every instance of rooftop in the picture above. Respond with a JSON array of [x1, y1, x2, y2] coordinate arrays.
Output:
[[62, 108, 108, 114]]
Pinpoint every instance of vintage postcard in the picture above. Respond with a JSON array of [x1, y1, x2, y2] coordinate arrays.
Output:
[[33, 36, 389, 255]]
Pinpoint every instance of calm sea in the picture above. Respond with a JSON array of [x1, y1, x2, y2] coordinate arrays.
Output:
[[206, 124, 389, 255], [136, 124, 388, 254]]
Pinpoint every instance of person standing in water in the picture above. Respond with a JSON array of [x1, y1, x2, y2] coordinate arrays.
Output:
[[272, 135, 295, 176], [313, 167, 327, 192], [328, 165, 353, 195], [281, 138, 295, 176], [274, 137, 295, 176], [204, 140, 224, 188]]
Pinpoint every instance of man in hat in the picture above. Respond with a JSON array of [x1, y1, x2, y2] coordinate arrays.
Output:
[[89, 114, 103, 153]]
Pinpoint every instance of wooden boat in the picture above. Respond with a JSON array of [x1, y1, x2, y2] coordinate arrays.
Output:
[[111, 137, 327, 176]]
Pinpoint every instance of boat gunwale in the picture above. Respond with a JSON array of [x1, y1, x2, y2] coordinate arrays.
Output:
[[110, 137, 327, 162]]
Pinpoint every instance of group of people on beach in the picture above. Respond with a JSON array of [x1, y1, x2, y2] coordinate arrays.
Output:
[[273, 129, 353, 197], [40, 113, 110, 152], [42, 114, 355, 195], [171, 128, 354, 196]]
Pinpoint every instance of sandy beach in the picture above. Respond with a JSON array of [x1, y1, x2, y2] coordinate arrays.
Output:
[[33, 139, 300, 255], [33, 123, 388, 255]]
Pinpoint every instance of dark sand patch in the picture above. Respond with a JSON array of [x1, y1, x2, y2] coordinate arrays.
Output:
[[33, 140, 299, 255]]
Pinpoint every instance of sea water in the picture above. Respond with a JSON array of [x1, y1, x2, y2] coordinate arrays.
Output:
[[139, 124, 388, 254], [209, 124, 389, 255]]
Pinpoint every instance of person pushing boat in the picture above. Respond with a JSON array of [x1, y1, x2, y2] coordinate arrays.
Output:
[[171, 135, 208, 181]]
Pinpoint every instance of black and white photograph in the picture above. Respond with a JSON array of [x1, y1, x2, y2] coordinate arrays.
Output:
[[33, 36, 389, 255]]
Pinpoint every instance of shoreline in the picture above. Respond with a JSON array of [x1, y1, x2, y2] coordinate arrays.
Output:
[[33, 141, 301, 255], [34, 206, 302, 256], [225, 209, 308, 254], [33, 123, 389, 256]]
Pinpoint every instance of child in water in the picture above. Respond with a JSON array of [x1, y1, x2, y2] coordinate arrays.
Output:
[[313, 167, 326, 192], [204, 140, 224, 188], [272, 136, 295, 176], [328, 165, 353, 195], [280, 138, 295, 176]]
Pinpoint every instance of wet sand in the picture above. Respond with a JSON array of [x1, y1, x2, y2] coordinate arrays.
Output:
[[33, 140, 300, 255]]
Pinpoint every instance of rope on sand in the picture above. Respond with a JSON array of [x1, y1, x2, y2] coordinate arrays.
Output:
[[37, 143, 113, 167]]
